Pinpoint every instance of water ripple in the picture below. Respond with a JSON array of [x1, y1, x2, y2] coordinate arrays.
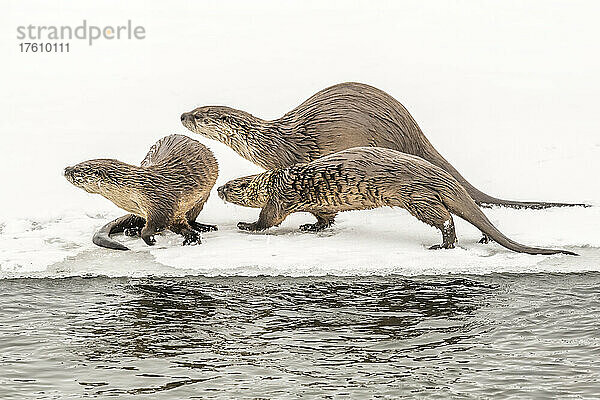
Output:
[[0, 273, 598, 398]]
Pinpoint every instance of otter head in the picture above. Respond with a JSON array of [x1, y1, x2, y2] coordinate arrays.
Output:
[[217, 172, 274, 208], [64, 159, 129, 197], [181, 106, 263, 158]]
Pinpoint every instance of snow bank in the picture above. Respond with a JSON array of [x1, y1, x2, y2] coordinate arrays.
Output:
[[1, 203, 598, 279]]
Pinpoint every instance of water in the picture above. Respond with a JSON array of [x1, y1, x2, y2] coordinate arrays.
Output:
[[1, 273, 599, 399]]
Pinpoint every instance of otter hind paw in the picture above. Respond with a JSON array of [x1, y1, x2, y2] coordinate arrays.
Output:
[[429, 243, 456, 250], [478, 234, 493, 244], [124, 227, 142, 237]]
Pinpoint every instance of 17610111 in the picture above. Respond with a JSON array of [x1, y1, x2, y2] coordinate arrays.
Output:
[[19, 42, 70, 53]]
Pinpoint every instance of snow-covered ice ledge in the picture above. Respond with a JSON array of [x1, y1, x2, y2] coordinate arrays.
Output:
[[1, 205, 598, 279]]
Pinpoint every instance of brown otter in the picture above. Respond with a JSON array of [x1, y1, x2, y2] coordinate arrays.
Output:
[[64, 134, 219, 250], [182, 82, 586, 209], [217, 147, 576, 256]]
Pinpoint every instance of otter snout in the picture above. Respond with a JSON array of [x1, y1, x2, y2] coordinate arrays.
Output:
[[181, 112, 195, 125], [181, 112, 198, 133], [63, 166, 77, 183], [63, 166, 83, 186], [217, 184, 227, 200], [63, 164, 95, 187]]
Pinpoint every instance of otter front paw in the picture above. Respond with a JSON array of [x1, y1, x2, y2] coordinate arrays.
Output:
[[237, 222, 261, 231], [299, 223, 327, 232], [190, 222, 218, 232], [183, 230, 201, 246]]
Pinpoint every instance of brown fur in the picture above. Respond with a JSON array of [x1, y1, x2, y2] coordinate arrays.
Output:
[[64, 134, 218, 249], [183, 82, 587, 209], [218, 147, 576, 256]]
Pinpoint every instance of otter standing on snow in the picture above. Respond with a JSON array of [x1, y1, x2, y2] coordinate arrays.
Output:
[[182, 82, 586, 209], [64, 134, 219, 250], [217, 147, 576, 256]]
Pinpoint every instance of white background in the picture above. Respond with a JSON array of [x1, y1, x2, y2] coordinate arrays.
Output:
[[1, 1, 598, 277]]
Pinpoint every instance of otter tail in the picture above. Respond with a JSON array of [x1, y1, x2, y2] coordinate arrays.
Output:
[[92, 214, 140, 251], [444, 190, 578, 256], [424, 149, 589, 209]]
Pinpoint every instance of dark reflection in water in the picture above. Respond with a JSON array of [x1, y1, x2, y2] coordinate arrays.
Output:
[[78, 278, 492, 362], [80, 282, 219, 360], [0, 273, 599, 399]]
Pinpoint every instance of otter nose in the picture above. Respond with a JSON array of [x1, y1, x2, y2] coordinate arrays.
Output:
[[217, 185, 226, 197], [63, 166, 73, 177], [181, 112, 191, 122]]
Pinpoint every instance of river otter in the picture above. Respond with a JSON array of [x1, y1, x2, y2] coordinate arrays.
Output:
[[217, 147, 576, 256], [64, 134, 219, 250], [182, 82, 586, 209]]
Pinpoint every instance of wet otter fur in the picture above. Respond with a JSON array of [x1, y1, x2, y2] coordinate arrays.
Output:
[[182, 82, 587, 210], [217, 147, 576, 256], [64, 134, 218, 250]]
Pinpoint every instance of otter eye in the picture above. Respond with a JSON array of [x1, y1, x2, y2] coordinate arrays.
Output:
[[240, 183, 249, 190], [194, 114, 201, 120]]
